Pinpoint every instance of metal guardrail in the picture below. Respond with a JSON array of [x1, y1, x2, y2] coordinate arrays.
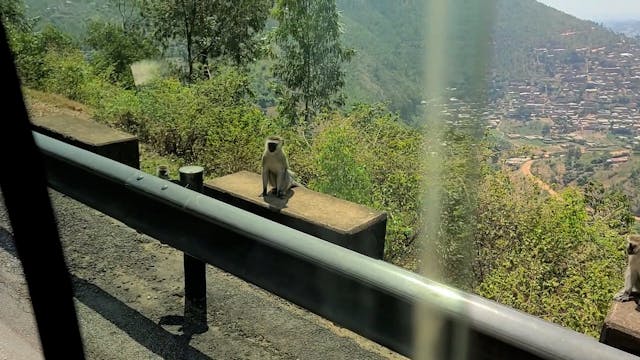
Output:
[[34, 131, 638, 360]]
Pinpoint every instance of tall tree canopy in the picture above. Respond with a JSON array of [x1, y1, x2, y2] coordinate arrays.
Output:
[[86, 20, 159, 87], [1, 0, 26, 29], [142, 0, 272, 81], [271, 0, 353, 123]]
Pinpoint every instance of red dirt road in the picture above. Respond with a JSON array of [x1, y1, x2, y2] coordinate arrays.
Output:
[[520, 160, 558, 197]]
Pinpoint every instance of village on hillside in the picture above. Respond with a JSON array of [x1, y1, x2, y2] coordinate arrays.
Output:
[[429, 34, 640, 171], [496, 38, 640, 146]]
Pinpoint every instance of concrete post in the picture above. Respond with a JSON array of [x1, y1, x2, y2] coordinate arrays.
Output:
[[179, 165, 207, 333]]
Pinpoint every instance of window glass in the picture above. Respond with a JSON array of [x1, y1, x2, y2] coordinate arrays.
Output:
[[5, 0, 640, 358]]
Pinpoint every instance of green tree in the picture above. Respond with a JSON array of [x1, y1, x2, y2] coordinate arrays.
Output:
[[141, 0, 271, 81], [0, 0, 25, 29], [111, 0, 141, 32], [565, 145, 582, 169], [86, 20, 158, 87], [583, 181, 634, 234], [474, 175, 628, 337], [309, 116, 374, 206], [271, 0, 354, 124], [8, 25, 75, 88]]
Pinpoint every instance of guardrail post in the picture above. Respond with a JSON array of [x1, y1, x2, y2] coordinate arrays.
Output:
[[179, 165, 207, 332], [156, 165, 170, 180]]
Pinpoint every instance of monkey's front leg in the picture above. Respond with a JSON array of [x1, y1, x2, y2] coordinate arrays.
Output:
[[276, 169, 286, 198], [261, 168, 269, 197], [614, 268, 636, 301]]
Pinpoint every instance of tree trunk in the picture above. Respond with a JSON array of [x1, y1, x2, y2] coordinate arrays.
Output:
[[182, 0, 195, 82], [187, 36, 193, 82], [304, 0, 311, 123]]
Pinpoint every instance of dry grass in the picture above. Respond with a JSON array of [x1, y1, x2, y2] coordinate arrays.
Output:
[[23, 88, 92, 120], [25, 88, 186, 178]]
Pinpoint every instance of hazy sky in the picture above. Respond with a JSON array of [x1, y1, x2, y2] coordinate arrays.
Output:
[[537, 0, 640, 22]]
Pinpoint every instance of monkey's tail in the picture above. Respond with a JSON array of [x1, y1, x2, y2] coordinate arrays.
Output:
[[288, 169, 305, 188]]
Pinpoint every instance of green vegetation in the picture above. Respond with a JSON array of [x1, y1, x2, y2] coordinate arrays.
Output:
[[86, 20, 158, 87], [1, 0, 25, 28], [535, 151, 640, 215], [271, 0, 354, 124], [336, 0, 424, 119], [9, 0, 634, 340], [141, 0, 271, 80], [475, 176, 626, 336]]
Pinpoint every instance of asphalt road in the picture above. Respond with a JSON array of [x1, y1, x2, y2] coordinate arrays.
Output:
[[0, 189, 404, 360]]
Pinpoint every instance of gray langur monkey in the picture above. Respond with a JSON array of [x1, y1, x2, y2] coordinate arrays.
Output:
[[261, 136, 300, 198], [614, 234, 640, 302]]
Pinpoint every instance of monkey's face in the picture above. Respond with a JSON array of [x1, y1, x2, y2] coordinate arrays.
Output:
[[627, 235, 640, 255], [265, 136, 284, 153]]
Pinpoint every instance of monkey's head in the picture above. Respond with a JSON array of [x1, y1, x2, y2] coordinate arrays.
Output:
[[627, 235, 640, 255], [266, 136, 283, 153]]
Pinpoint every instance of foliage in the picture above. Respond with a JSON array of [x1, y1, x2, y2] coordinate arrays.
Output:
[[9, 25, 274, 176], [23, 0, 119, 37], [583, 181, 635, 234], [7, 24, 76, 88], [22, 0, 623, 122], [104, 69, 273, 175], [429, 120, 489, 289], [335, 0, 424, 120], [271, 0, 353, 124], [309, 115, 375, 206], [85, 20, 158, 87], [305, 104, 423, 259], [42, 49, 92, 100], [1, 0, 25, 28], [141, 0, 271, 81], [475, 178, 628, 337]]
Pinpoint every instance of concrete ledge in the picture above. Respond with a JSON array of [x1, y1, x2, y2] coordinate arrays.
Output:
[[32, 115, 139, 169], [204, 171, 387, 258], [600, 300, 640, 356]]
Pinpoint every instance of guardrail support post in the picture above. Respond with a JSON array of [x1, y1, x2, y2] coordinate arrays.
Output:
[[179, 166, 207, 333]]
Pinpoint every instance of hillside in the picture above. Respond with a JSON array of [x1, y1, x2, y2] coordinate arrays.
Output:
[[24, 0, 116, 36], [337, 0, 621, 118], [607, 20, 640, 38]]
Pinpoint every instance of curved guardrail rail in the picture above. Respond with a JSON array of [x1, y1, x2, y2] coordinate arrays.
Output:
[[34, 132, 638, 360]]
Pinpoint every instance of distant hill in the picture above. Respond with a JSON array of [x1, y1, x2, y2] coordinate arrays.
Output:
[[337, 0, 621, 118], [24, 0, 117, 36], [606, 20, 640, 38]]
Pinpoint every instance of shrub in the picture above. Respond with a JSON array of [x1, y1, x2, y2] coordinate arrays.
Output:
[[475, 181, 626, 337]]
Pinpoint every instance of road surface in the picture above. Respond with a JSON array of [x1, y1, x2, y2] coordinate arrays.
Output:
[[520, 159, 558, 197], [0, 190, 404, 360]]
